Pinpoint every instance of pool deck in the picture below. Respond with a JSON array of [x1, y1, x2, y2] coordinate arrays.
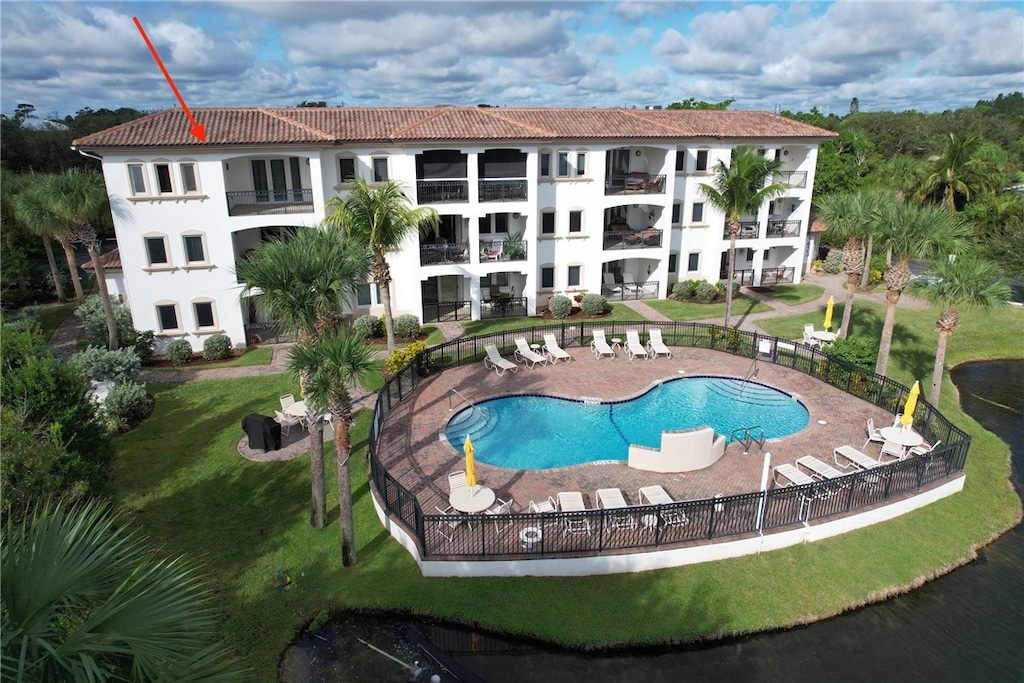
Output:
[[375, 346, 898, 513]]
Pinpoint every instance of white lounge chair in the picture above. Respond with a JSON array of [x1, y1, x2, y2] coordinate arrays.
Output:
[[646, 329, 672, 359], [623, 275, 642, 296], [274, 409, 303, 436], [772, 463, 815, 487], [556, 491, 591, 536], [833, 445, 880, 471], [638, 485, 688, 526], [483, 344, 518, 376], [602, 272, 622, 296], [796, 455, 846, 480], [591, 330, 615, 359], [625, 330, 649, 361], [596, 488, 636, 530], [514, 337, 548, 368], [542, 333, 572, 363]]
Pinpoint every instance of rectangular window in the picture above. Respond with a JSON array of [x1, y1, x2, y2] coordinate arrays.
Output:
[[128, 163, 146, 194], [695, 150, 709, 172], [478, 216, 491, 234], [541, 266, 554, 289], [193, 302, 215, 329], [156, 304, 179, 332], [539, 152, 551, 177], [669, 253, 678, 273], [688, 252, 700, 271], [568, 210, 582, 233], [372, 157, 388, 182], [339, 158, 356, 182], [145, 237, 168, 265], [494, 213, 508, 234], [568, 265, 581, 287], [356, 283, 372, 306], [183, 235, 205, 263], [541, 211, 555, 235], [180, 163, 198, 193], [671, 203, 681, 224], [576, 153, 586, 176], [155, 163, 173, 193], [692, 202, 704, 223], [557, 152, 570, 177], [675, 152, 685, 172]]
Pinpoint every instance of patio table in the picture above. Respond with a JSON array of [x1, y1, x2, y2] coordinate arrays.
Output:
[[449, 485, 495, 513]]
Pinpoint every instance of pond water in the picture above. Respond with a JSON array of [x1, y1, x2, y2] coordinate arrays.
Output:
[[282, 361, 1023, 682]]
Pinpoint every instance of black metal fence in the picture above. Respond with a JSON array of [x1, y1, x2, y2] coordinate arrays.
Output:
[[367, 321, 970, 561]]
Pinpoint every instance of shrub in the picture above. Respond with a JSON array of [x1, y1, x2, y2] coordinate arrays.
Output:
[[71, 346, 141, 385], [718, 280, 740, 298], [101, 381, 151, 432], [548, 295, 573, 318], [672, 279, 701, 299], [165, 339, 194, 365], [202, 334, 233, 361], [75, 295, 135, 348], [867, 254, 888, 285], [353, 314, 384, 340], [695, 281, 718, 303], [393, 314, 421, 339], [823, 336, 879, 370], [822, 250, 844, 274], [130, 329, 156, 364], [384, 340, 430, 377], [580, 293, 608, 316]]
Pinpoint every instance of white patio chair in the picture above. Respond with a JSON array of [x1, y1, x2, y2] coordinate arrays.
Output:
[[485, 497, 514, 532], [448, 470, 468, 493], [528, 497, 556, 514], [279, 393, 295, 411], [434, 505, 466, 544], [878, 439, 905, 463], [802, 324, 820, 348], [910, 439, 940, 457], [863, 418, 885, 449], [274, 409, 303, 436]]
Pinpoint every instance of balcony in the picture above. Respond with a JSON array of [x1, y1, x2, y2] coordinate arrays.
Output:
[[728, 267, 796, 287], [480, 238, 527, 262], [774, 171, 808, 188], [226, 189, 313, 217], [416, 180, 469, 204], [603, 226, 662, 250], [604, 279, 659, 300], [767, 219, 802, 238], [420, 242, 470, 266], [605, 173, 666, 196], [723, 221, 760, 240], [478, 179, 527, 202]]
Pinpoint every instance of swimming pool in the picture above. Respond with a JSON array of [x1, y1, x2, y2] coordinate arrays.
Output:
[[445, 376, 808, 469]]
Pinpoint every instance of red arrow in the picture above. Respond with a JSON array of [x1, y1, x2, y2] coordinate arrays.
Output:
[[133, 16, 206, 142]]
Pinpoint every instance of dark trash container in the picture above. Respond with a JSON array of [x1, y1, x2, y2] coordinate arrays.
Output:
[[242, 413, 281, 452]]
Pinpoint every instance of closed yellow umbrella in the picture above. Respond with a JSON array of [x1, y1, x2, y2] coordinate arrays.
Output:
[[901, 380, 920, 427], [823, 296, 835, 331], [464, 435, 477, 487]]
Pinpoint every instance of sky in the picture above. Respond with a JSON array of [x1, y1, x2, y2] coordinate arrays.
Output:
[[1, 1, 1022, 120]]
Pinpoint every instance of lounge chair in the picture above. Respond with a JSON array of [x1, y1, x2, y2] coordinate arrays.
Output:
[[796, 455, 845, 480], [625, 330, 649, 361], [483, 344, 518, 376], [274, 409, 303, 436], [602, 272, 622, 296], [514, 337, 548, 368], [556, 491, 591, 536], [863, 418, 885, 449], [591, 330, 615, 359], [542, 333, 572, 363], [637, 485, 688, 526], [772, 463, 815, 487], [646, 329, 672, 359], [596, 488, 637, 530], [623, 275, 642, 296], [833, 445, 880, 471]]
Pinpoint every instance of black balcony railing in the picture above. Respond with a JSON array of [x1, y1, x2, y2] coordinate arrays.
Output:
[[420, 242, 470, 266], [226, 189, 314, 217], [774, 171, 808, 188], [602, 280, 659, 300], [481, 296, 527, 319], [478, 179, 528, 202], [423, 301, 471, 323], [723, 221, 759, 239], [767, 219, 802, 237], [367, 322, 971, 562], [604, 174, 666, 195], [416, 180, 469, 204], [480, 238, 527, 262], [603, 227, 662, 250]]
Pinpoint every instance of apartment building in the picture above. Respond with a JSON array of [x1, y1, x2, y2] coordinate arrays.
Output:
[[72, 106, 836, 351]]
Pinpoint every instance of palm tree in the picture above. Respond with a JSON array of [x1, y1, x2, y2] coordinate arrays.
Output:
[[325, 180, 438, 352], [235, 225, 369, 529], [2, 498, 239, 681], [909, 255, 1010, 405], [814, 192, 869, 338], [2, 171, 67, 304], [13, 172, 86, 304], [916, 133, 999, 213], [699, 147, 786, 327], [287, 326, 376, 566], [873, 200, 972, 376]]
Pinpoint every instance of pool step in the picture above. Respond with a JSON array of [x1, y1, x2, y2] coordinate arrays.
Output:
[[445, 405, 499, 443], [707, 379, 792, 406]]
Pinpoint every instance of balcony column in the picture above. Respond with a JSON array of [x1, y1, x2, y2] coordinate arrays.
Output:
[[470, 275, 483, 321], [753, 249, 766, 287], [466, 151, 480, 204]]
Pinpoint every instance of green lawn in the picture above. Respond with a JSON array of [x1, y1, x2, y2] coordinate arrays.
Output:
[[753, 283, 825, 306], [144, 346, 273, 371], [645, 294, 772, 321], [461, 303, 646, 336], [113, 298, 1024, 680]]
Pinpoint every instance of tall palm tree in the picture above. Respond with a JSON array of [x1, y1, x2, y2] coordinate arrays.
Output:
[[287, 326, 376, 567], [235, 225, 369, 529], [2, 498, 239, 681], [699, 146, 786, 327], [873, 200, 972, 376], [13, 172, 86, 304], [2, 171, 68, 303], [916, 133, 999, 213], [325, 180, 438, 352], [814, 192, 869, 338], [909, 255, 1010, 405]]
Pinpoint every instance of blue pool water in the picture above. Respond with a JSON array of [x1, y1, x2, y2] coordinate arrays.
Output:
[[445, 376, 809, 469]]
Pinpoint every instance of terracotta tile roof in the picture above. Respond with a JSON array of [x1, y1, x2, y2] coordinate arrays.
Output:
[[72, 106, 836, 150], [81, 247, 121, 271]]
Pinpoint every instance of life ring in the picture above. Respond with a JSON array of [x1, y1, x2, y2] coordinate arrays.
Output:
[[519, 527, 543, 546]]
